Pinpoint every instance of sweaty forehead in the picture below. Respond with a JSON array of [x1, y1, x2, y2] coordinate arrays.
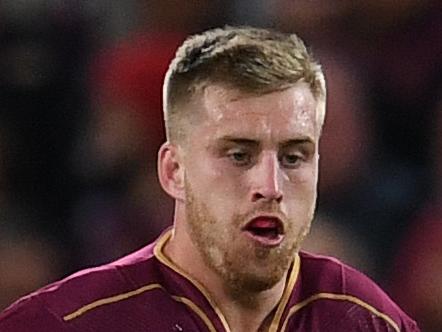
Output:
[[196, 83, 319, 141]]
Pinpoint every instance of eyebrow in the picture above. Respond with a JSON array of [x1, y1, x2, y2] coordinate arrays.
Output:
[[217, 137, 260, 146], [279, 137, 315, 148], [216, 136, 315, 147]]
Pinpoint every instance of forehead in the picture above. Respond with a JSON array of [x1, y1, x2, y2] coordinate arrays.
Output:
[[192, 82, 319, 143]]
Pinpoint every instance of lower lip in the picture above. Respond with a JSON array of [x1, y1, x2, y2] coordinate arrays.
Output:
[[243, 231, 284, 247]]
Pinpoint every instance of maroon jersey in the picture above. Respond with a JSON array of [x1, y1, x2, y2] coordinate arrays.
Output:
[[0, 230, 419, 331]]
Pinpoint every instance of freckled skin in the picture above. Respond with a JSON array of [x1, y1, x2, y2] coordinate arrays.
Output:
[[180, 82, 320, 294]]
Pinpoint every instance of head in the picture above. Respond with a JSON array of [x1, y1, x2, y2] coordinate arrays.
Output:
[[159, 26, 326, 294]]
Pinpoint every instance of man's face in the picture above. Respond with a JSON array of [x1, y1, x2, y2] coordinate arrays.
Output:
[[182, 82, 320, 293]]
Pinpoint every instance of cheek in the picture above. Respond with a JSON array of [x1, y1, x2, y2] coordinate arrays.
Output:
[[288, 161, 318, 189], [285, 166, 318, 210], [187, 158, 247, 209], [209, 160, 249, 193]]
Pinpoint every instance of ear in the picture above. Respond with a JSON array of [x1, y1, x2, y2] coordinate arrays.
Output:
[[157, 142, 185, 201]]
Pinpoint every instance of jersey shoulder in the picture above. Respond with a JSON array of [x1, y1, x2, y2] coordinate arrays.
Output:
[[298, 250, 386, 299], [0, 242, 158, 331], [294, 251, 420, 331]]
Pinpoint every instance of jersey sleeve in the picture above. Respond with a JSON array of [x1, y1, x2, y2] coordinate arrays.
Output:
[[340, 301, 421, 332], [339, 263, 421, 332], [0, 296, 72, 332], [294, 252, 421, 332]]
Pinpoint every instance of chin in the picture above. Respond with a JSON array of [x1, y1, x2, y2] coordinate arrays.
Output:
[[243, 275, 282, 293], [225, 263, 287, 294], [220, 244, 296, 294]]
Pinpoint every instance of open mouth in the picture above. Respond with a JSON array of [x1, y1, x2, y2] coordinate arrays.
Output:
[[242, 216, 284, 246]]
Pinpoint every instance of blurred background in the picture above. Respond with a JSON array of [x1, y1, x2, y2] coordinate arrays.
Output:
[[0, 1, 441, 330]]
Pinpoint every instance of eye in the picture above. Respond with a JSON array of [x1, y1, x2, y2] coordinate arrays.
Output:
[[280, 153, 303, 168], [228, 150, 251, 166]]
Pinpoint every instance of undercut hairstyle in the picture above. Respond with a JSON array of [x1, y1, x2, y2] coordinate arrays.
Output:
[[163, 26, 326, 143]]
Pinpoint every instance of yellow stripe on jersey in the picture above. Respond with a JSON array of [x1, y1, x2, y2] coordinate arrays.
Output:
[[63, 283, 165, 321], [268, 253, 300, 332], [63, 283, 217, 332], [155, 229, 303, 332], [172, 295, 217, 332], [154, 230, 232, 332], [280, 292, 400, 332]]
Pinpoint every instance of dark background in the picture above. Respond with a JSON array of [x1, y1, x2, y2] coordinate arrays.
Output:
[[0, 1, 441, 330]]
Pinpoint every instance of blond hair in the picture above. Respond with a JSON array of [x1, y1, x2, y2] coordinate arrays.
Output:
[[163, 26, 326, 142]]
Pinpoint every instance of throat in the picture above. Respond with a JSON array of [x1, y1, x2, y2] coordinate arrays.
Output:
[[219, 274, 287, 332], [220, 290, 280, 332]]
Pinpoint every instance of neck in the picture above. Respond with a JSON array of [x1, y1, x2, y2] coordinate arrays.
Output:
[[163, 221, 289, 332]]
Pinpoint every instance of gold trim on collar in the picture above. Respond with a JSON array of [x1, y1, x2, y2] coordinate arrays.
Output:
[[155, 229, 302, 332], [154, 230, 232, 332], [172, 295, 217, 332], [268, 253, 300, 332]]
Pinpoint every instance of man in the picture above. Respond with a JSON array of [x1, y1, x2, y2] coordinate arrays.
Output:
[[0, 26, 419, 331]]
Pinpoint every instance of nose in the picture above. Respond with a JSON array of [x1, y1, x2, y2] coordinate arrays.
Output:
[[250, 152, 283, 203]]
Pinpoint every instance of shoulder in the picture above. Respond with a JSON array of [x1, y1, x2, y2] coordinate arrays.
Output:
[[0, 242, 158, 331], [298, 250, 382, 295], [298, 251, 399, 306], [293, 251, 420, 331]]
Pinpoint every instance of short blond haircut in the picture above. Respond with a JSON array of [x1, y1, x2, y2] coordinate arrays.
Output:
[[163, 26, 326, 142]]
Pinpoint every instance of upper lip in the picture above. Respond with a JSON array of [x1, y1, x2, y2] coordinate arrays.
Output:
[[242, 214, 286, 235]]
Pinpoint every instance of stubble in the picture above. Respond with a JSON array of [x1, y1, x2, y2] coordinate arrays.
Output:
[[184, 180, 310, 298]]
